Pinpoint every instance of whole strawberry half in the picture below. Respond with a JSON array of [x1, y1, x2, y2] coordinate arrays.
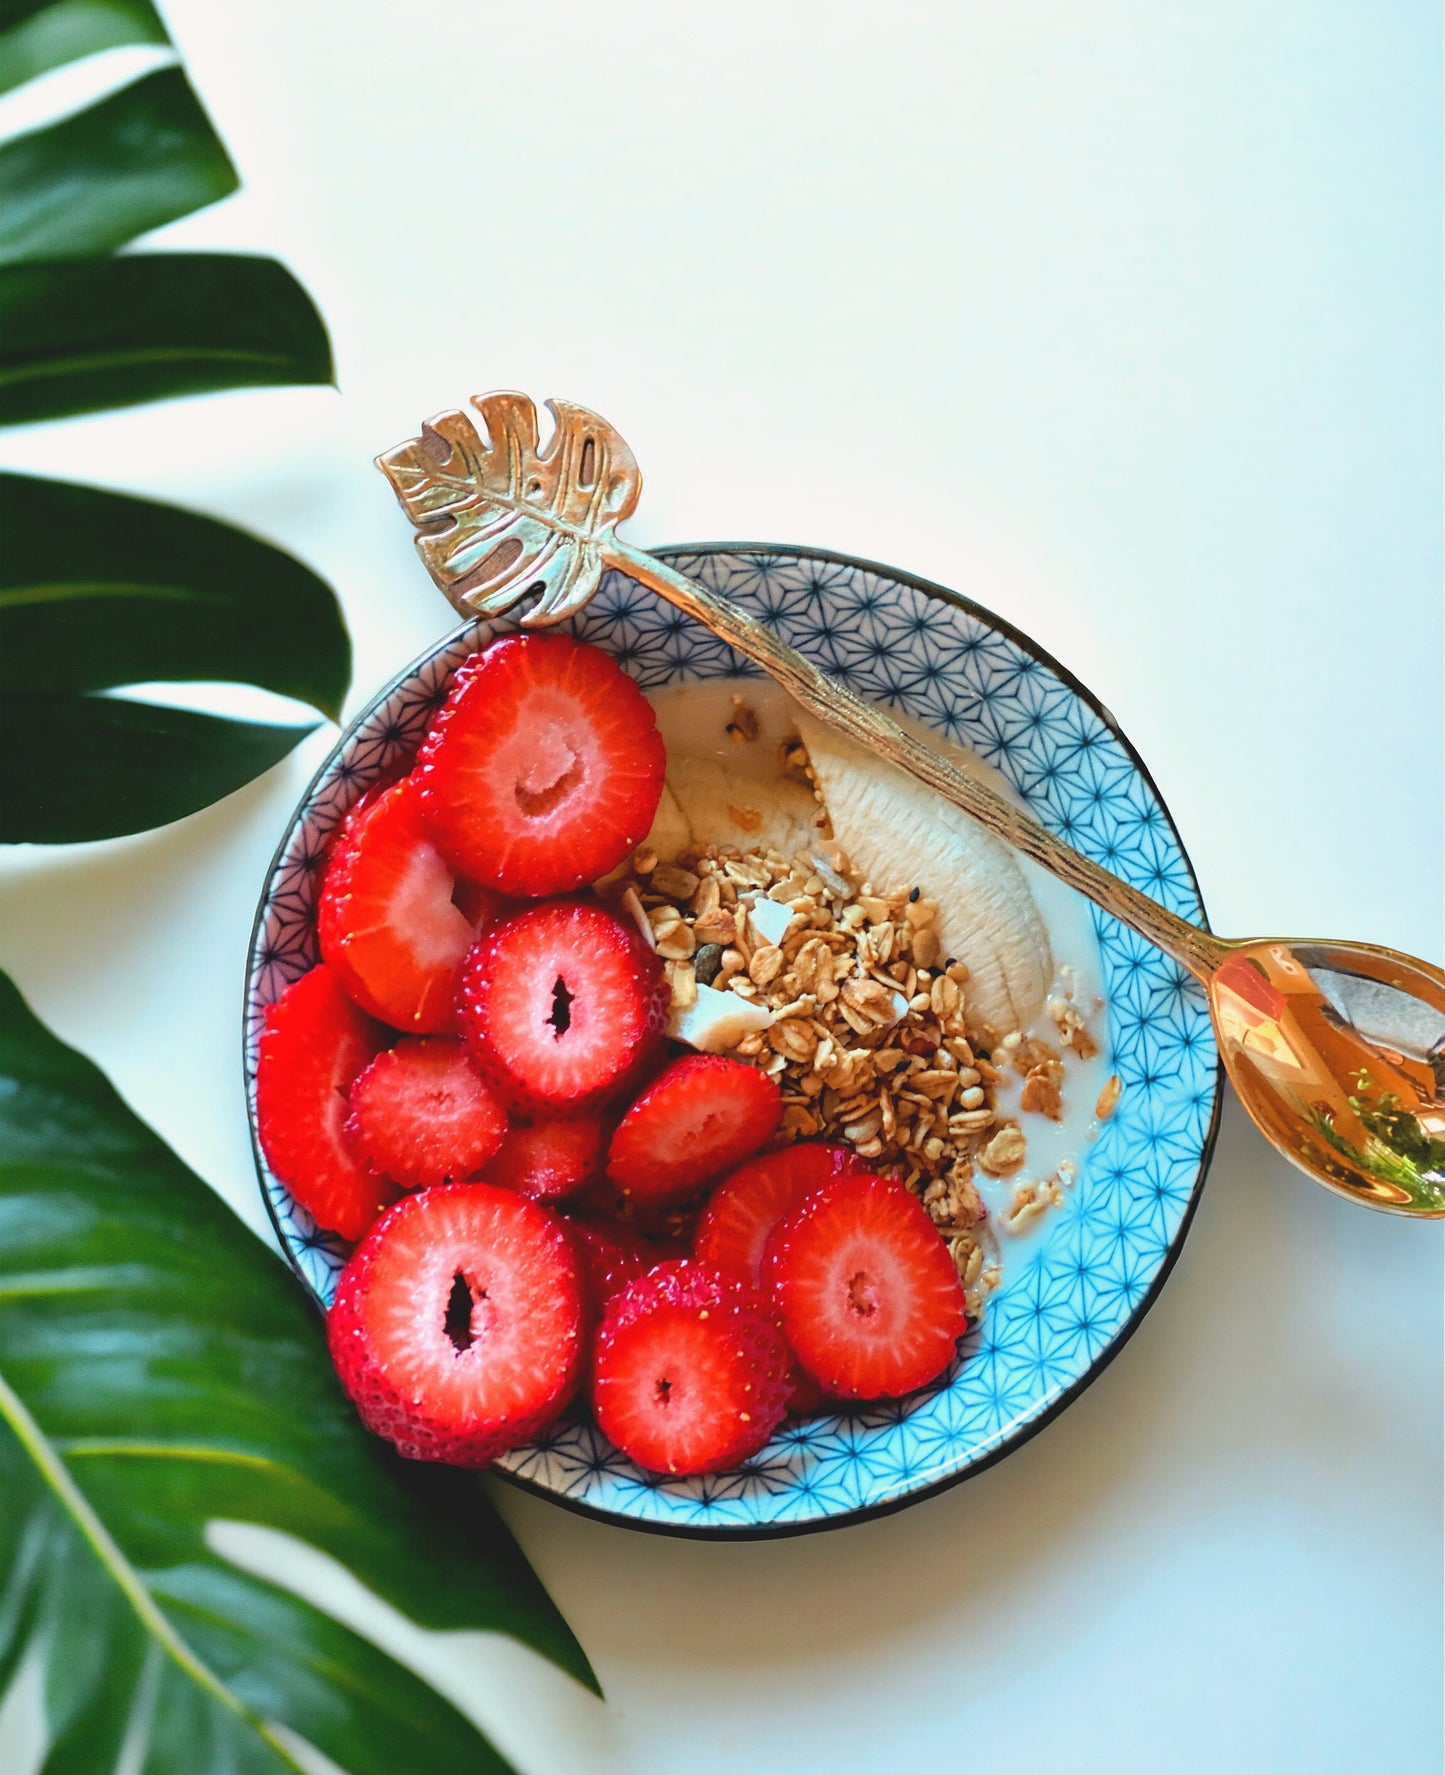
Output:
[[416, 634, 665, 896], [486, 1111, 610, 1200], [763, 1171, 967, 1401], [694, 1142, 867, 1288], [327, 1183, 584, 1466], [590, 1259, 791, 1476], [256, 964, 392, 1242], [345, 1037, 507, 1189], [459, 900, 668, 1113], [319, 776, 504, 1034], [607, 1054, 782, 1208]]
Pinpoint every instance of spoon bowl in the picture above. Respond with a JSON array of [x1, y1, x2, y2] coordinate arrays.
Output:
[[1212, 939, 1445, 1216]]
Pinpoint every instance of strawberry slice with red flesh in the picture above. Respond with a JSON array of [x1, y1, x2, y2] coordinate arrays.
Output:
[[256, 965, 392, 1241], [695, 1145, 865, 1420], [783, 1363, 835, 1420], [694, 1143, 867, 1288], [568, 1218, 685, 1320], [567, 1174, 704, 1248], [460, 900, 668, 1113], [486, 1111, 609, 1200], [607, 1054, 782, 1209], [450, 876, 501, 926], [327, 1183, 585, 1467], [590, 1259, 791, 1476], [416, 634, 666, 896], [344, 1038, 507, 1189], [319, 777, 504, 1034], [764, 1171, 967, 1401]]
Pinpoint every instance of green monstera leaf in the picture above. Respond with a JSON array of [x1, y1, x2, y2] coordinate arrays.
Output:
[[0, 475, 351, 842], [0, 254, 334, 425], [0, 65, 239, 264], [0, 0, 168, 98], [0, 970, 598, 1772], [0, 8, 346, 842]]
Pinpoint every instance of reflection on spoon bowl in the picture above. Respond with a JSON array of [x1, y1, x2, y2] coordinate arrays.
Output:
[[1213, 940, 1445, 1217]]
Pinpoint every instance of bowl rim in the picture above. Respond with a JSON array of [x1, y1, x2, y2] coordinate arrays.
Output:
[[244, 538, 1223, 1539]]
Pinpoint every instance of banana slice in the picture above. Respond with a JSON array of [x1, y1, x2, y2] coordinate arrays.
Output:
[[635, 681, 827, 864], [657, 755, 821, 859], [641, 781, 690, 859], [794, 712, 1052, 1040]]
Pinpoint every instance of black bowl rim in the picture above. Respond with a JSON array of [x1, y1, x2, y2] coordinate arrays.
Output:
[[244, 538, 1224, 1542]]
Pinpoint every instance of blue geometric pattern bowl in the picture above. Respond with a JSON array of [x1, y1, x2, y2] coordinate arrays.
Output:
[[245, 544, 1222, 1537]]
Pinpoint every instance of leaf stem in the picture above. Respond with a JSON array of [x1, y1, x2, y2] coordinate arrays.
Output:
[[0, 1366, 309, 1773]]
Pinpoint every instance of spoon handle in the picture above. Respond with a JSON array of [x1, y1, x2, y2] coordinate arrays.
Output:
[[610, 539, 1226, 983]]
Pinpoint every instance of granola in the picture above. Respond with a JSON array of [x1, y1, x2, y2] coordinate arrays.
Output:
[[1048, 964, 1103, 1059], [1000, 1158, 1078, 1236]]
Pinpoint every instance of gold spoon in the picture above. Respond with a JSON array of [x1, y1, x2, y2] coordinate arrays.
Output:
[[377, 392, 1445, 1218]]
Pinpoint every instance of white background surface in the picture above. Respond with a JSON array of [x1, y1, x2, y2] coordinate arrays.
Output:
[[1, 4, 1442, 1772]]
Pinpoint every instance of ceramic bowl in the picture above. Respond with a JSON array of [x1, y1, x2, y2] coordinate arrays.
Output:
[[245, 543, 1222, 1538]]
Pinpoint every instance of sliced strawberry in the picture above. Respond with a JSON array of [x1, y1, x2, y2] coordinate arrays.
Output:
[[568, 1174, 704, 1247], [450, 876, 501, 926], [567, 1218, 681, 1319], [345, 1038, 507, 1189], [694, 1145, 862, 1419], [694, 1143, 867, 1288], [783, 1363, 836, 1420], [327, 1183, 584, 1466], [590, 1260, 791, 1476], [763, 1172, 967, 1401], [256, 965, 392, 1241], [319, 777, 503, 1034], [486, 1111, 609, 1200], [315, 756, 414, 872], [607, 1055, 782, 1209], [416, 634, 665, 896], [459, 900, 668, 1112]]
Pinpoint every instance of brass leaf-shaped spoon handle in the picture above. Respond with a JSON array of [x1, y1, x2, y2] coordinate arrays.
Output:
[[378, 392, 1445, 1217]]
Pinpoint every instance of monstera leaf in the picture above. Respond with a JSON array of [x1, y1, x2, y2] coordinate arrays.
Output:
[[376, 391, 642, 623], [0, 6, 334, 425], [0, 0, 167, 97], [0, 65, 238, 264], [0, 971, 597, 1773], [0, 475, 350, 843], [0, 253, 333, 425], [0, 9, 346, 842]]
